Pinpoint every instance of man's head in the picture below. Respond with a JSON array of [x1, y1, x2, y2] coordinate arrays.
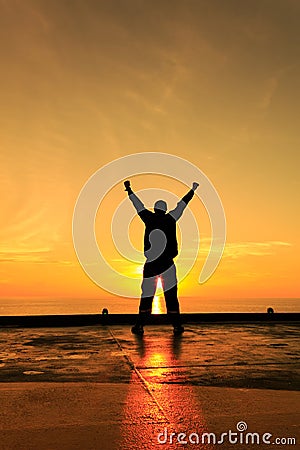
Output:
[[154, 200, 167, 215]]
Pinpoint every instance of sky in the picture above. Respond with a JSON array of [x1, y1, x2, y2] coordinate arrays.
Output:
[[0, 0, 299, 305]]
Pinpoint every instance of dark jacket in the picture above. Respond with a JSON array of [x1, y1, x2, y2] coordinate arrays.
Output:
[[128, 189, 194, 261]]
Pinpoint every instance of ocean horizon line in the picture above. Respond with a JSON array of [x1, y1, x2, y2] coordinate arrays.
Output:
[[0, 296, 299, 316]]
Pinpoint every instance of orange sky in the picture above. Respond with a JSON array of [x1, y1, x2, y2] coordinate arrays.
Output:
[[0, 0, 299, 303]]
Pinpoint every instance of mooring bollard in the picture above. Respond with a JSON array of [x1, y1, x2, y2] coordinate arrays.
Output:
[[101, 308, 109, 325]]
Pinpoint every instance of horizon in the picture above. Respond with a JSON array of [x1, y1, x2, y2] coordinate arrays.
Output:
[[1, 296, 299, 316]]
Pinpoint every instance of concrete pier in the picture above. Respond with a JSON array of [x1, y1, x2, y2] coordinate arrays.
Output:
[[0, 322, 299, 449], [0, 312, 299, 327]]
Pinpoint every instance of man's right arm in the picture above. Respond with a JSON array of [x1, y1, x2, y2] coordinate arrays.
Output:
[[124, 180, 146, 214]]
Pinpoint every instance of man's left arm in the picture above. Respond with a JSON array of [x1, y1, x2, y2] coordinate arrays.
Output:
[[169, 182, 199, 221]]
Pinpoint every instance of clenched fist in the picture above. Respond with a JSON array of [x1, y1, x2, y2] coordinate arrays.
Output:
[[124, 180, 131, 191]]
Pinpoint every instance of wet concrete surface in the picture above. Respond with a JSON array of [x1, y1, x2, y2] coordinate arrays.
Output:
[[0, 323, 299, 389], [0, 323, 299, 449]]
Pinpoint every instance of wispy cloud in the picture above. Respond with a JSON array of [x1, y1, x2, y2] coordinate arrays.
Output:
[[258, 76, 279, 110], [198, 240, 291, 259], [258, 65, 296, 111], [118, 240, 292, 266], [0, 246, 73, 265]]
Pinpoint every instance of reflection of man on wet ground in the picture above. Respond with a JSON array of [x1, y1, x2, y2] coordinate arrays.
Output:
[[124, 180, 199, 335]]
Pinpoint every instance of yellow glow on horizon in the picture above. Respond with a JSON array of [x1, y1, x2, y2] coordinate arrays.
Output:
[[152, 277, 165, 314], [135, 265, 143, 275], [152, 295, 163, 314], [156, 277, 163, 291]]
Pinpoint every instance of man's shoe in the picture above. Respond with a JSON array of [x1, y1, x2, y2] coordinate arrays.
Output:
[[173, 325, 184, 336], [131, 325, 144, 336]]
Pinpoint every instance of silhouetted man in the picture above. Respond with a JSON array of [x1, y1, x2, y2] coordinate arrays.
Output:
[[124, 180, 199, 335]]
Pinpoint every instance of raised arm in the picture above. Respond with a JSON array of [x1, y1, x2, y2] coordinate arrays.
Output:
[[169, 182, 199, 221], [124, 180, 146, 214]]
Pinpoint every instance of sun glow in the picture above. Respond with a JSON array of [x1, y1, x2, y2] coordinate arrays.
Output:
[[135, 265, 144, 275], [121, 334, 207, 448], [152, 277, 165, 314], [152, 295, 163, 314], [156, 277, 163, 290]]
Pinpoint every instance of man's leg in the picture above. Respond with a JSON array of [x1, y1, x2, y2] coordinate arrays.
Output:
[[162, 263, 184, 334], [132, 264, 156, 334]]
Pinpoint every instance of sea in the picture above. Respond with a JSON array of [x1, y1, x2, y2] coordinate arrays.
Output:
[[0, 297, 299, 316]]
